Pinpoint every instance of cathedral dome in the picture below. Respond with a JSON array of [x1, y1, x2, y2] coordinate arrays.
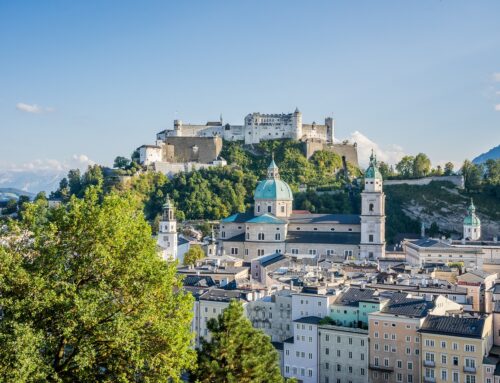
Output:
[[254, 159, 293, 201], [254, 179, 293, 201]]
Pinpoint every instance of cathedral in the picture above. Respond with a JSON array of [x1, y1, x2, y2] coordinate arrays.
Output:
[[217, 153, 386, 262]]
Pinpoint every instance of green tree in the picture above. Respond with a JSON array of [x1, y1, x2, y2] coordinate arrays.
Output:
[[378, 161, 394, 179], [461, 160, 483, 192], [80, 165, 104, 195], [395, 156, 415, 178], [444, 162, 454, 176], [412, 153, 431, 178], [0, 189, 195, 382], [3, 198, 18, 215], [183, 245, 205, 267], [113, 156, 131, 169], [16, 195, 31, 220], [67, 169, 82, 196], [192, 300, 284, 383], [428, 221, 440, 237]]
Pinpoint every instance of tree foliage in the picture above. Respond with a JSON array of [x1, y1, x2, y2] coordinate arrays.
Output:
[[183, 245, 206, 267], [0, 188, 195, 382], [192, 300, 284, 383]]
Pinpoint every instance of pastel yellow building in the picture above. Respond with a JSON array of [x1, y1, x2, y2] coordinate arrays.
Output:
[[419, 314, 493, 383]]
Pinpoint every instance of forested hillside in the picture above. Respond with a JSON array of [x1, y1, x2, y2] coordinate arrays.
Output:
[[11, 139, 497, 244]]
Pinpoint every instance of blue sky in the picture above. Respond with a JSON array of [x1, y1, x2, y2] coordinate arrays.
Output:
[[1, 0, 499, 172]]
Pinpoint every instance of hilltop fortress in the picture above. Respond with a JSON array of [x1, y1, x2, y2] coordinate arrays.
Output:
[[138, 108, 358, 172]]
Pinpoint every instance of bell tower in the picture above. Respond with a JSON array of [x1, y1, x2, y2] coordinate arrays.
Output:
[[360, 151, 386, 260], [157, 195, 178, 261]]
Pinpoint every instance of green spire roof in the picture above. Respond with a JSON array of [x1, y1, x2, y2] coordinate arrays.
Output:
[[163, 194, 173, 209], [464, 198, 480, 226], [364, 150, 383, 180]]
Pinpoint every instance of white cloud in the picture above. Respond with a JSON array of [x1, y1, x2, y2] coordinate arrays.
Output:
[[345, 131, 406, 167], [16, 102, 55, 114], [495, 104, 500, 111], [494, 73, 500, 82]]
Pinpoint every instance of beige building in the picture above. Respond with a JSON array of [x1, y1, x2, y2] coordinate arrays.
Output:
[[419, 314, 493, 383], [368, 295, 462, 383], [456, 270, 497, 312]]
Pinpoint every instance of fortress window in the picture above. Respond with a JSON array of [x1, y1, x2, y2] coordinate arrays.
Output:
[[369, 203, 374, 212]]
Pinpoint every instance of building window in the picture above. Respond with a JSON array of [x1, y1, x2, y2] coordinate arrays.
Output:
[[257, 205, 260, 213], [369, 203, 374, 212], [309, 249, 317, 255], [258, 249, 264, 256], [281, 205, 285, 213], [258, 233, 265, 240], [267, 205, 272, 213], [231, 247, 238, 255], [369, 234, 374, 242], [291, 248, 298, 254], [275, 233, 281, 240]]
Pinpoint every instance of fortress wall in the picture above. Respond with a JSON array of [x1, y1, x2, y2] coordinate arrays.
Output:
[[303, 140, 359, 167], [163, 136, 223, 163]]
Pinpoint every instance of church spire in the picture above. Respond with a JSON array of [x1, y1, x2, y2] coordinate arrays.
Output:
[[267, 154, 280, 179]]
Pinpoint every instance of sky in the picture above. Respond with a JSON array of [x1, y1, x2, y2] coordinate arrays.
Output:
[[1, 0, 500, 175]]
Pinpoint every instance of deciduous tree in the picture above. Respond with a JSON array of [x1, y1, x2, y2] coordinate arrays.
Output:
[[0, 188, 195, 382]]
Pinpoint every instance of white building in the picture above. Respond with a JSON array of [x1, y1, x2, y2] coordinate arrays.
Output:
[[219, 155, 386, 262]]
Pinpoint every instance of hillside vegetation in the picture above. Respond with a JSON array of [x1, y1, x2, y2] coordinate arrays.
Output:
[[6, 139, 497, 244]]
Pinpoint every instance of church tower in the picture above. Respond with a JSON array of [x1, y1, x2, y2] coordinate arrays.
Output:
[[463, 198, 481, 241], [157, 195, 178, 261], [360, 151, 386, 260]]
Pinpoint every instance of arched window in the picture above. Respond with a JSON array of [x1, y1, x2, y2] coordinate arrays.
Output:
[[258, 233, 265, 241]]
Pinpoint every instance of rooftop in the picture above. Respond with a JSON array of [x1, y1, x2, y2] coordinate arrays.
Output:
[[293, 316, 323, 325], [334, 287, 379, 307], [288, 213, 361, 225], [419, 315, 486, 339], [253, 252, 288, 267], [199, 288, 248, 302], [381, 296, 432, 318], [286, 231, 361, 245]]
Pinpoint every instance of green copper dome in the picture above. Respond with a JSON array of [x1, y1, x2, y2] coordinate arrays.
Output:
[[254, 179, 293, 201], [464, 199, 480, 226], [364, 151, 383, 180], [254, 159, 293, 201]]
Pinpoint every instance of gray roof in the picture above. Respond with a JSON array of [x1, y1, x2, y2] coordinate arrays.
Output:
[[294, 316, 323, 325], [419, 315, 485, 339], [183, 275, 216, 287], [408, 238, 453, 248], [381, 296, 432, 318], [367, 283, 468, 295], [199, 288, 247, 302], [334, 287, 379, 307], [255, 252, 287, 267], [289, 213, 360, 225], [286, 231, 361, 245]]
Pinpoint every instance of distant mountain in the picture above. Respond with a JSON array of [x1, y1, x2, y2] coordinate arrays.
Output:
[[0, 188, 35, 202], [0, 169, 64, 194], [473, 145, 500, 164]]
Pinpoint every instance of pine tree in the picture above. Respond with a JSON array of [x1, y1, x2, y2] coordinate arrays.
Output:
[[192, 300, 284, 383]]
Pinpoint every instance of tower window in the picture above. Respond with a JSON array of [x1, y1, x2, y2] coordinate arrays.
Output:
[[275, 233, 281, 240], [267, 205, 272, 213], [369, 203, 374, 212], [369, 234, 374, 242], [281, 205, 285, 213], [258, 233, 265, 240], [257, 205, 261, 213]]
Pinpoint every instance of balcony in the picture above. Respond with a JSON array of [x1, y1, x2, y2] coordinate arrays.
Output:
[[463, 366, 476, 373], [369, 364, 394, 372], [423, 360, 435, 367], [424, 377, 436, 383]]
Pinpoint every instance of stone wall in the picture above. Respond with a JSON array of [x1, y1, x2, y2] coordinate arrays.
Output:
[[303, 140, 359, 167], [162, 136, 223, 163], [384, 175, 464, 188]]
